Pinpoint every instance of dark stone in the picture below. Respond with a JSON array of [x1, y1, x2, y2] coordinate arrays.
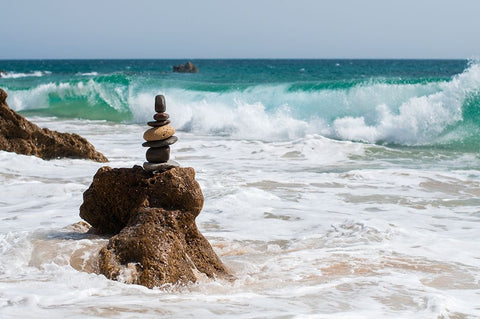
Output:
[[143, 160, 179, 172], [146, 146, 170, 163], [147, 120, 170, 127], [0, 88, 108, 162], [153, 112, 169, 121], [142, 135, 178, 148], [79, 165, 230, 288], [173, 61, 199, 73], [155, 95, 166, 113]]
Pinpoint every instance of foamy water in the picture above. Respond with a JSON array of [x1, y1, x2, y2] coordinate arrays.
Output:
[[1, 117, 480, 318]]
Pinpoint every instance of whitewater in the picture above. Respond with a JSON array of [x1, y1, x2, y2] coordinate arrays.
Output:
[[1, 59, 480, 318]]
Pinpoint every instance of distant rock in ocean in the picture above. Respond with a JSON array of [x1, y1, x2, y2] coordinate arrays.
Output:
[[173, 61, 199, 73], [80, 165, 230, 288], [0, 88, 108, 162]]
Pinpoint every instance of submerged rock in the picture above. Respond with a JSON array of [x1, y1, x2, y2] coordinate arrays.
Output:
[[173, 61, 199, 73], [80, 165, 229, 287], [0, 88, 108, 162]]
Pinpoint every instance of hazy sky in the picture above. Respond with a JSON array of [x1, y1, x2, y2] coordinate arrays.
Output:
[[2, 0, 479, 59]]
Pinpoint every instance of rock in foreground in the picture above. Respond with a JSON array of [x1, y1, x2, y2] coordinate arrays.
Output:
[[0, 88, 108, 162], [80, 165, 230, 288]]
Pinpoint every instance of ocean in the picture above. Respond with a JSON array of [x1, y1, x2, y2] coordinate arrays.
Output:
[[1, 59, 479, 318]]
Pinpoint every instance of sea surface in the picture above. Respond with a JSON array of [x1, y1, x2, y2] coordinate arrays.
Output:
[[1, 59, 480, 318]]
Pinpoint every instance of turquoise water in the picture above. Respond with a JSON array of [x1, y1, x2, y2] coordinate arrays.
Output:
[[2, 60, 480, 318], [1, 59, 479, 151]]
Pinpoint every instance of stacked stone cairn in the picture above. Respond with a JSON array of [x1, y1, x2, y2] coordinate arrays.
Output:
[[142, 95, 179, 172]]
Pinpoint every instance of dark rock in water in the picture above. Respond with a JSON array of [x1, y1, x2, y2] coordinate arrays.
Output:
[[147, 120, 170, 127], [153, 112, 169, 121], [173, 61, 199, 73], [80, 165, 230, 288], [143, 160, 179, 172], [0, 88, 108, 162], [146, 146, 170, 163], [142, 135, 178, 148], [0, 70, 5, 78], [155, 95, 166, 113]]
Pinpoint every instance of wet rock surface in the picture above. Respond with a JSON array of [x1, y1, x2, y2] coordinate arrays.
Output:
[[80, 165, 230, 288], [0, 88, 108, 162], [99, 207, 228, 288]]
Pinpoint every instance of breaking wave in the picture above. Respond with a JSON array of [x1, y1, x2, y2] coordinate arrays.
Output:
[[2, 61, 480, 150]]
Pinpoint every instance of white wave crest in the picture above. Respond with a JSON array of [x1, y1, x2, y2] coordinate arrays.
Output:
[[7, 79, 128, 113], [0, 71, 51, 79], [5, 61, 480, 145], [126, 62, 480, 144], [331, 62, 480, 145], [126, 62, 479, 143]]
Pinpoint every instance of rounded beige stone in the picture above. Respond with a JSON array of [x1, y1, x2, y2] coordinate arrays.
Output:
[[143, 125, 175, 142]]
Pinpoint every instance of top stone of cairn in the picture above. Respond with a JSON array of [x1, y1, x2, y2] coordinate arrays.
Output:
[[155, 95, 166, 113]]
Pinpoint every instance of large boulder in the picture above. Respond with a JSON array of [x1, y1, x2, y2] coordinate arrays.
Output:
[[80, 165, 203, 234], [80, 165, 230, 288], [0, 88, 108, 162], [173, 61, 199, 73]]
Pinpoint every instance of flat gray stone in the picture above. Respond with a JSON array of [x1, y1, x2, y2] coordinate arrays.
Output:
[[142, 136, 178, 148], [143, 160, 180, 173]]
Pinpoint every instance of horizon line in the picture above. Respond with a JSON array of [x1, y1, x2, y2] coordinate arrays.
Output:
[[0, 57, 472, 61]]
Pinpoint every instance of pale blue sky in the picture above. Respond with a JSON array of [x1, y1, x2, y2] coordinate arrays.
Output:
[[2, 0, 479, 59]]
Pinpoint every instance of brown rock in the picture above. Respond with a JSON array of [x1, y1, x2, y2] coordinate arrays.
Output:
[[80, 165, 230, 288], [80, 166, 204, 234], [0, 88, 108, 162], [99, 207, 228, 288], [143, 124, 175, 141]]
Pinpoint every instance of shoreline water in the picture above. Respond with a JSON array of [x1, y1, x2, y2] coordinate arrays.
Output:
[[1, 59, 480, 318]]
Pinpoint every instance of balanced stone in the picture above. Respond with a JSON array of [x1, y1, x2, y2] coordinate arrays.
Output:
[[153, 113, 169, 121], [143, 125, 175, 142], [146, 146, 170, 163], [147, 120, 170, 127], [142, 136, 178, 148], [155, 95, 166, 113], [143, 160, 180, 172]]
